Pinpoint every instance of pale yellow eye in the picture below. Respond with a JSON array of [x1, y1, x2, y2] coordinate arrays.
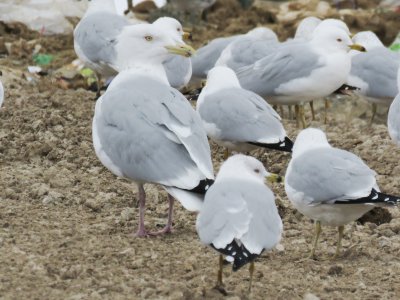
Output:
[[145, 35, 153, 41]]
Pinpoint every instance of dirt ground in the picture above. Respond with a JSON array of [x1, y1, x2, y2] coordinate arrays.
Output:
[[1, 1, 400, 299]]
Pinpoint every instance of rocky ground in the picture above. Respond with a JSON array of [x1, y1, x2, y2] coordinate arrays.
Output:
[[1, 1, 400, 299]]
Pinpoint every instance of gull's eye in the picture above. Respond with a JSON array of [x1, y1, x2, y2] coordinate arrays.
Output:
[[177, 28, 181, 32], [254, 169, 260, 174], [144, 35, 153, 41], [337, 38, 342, 42]]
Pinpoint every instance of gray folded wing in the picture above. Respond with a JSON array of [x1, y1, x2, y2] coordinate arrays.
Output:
[[287, 148, 377, 205], [74, 12, 129, 73], [198, 88, 286, 143], [95, 76, 213, 189], [236, 42, 322, 96], [350, 48, 400, 98], [191, 35, 239, 78], [225, 37, 279, 72], [196, 180, 282, 254], [163, 55, 192, 89]]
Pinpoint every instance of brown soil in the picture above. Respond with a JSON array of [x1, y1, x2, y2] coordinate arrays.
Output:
[[1, 1, 400, 299]]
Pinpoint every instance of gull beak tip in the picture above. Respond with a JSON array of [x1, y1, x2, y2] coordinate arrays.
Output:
[[349, 44, 367, 52], [265, 173, 284, 184]]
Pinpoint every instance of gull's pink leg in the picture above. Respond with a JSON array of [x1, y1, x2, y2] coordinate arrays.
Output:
[[135, 184, 150, 237], [149, 195, 174, 236]]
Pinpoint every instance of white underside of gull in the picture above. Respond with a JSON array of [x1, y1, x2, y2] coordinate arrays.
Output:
[[271, 52, 350, 105]]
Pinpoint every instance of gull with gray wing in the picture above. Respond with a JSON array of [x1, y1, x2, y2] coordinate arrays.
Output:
[[348, 31, 400, 123], [197, 154, 282, 293], [197, 66, 293, 158], [93, 23, 214, 237], [236, 25, 364, 128], [285, 128, 400, 258]]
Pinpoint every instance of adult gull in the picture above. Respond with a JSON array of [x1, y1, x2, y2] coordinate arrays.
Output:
[[285, 128, 400, 258], [197, 66, 293, 158], [236, 25, 364, 128], [92, 23, 214, 237], [348, 31, 400, 123], [196, 154, 282, 293]]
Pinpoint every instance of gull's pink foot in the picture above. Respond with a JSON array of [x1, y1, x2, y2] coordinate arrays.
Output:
[[135, 228, 151, 238], [148, 225, 173, 236]]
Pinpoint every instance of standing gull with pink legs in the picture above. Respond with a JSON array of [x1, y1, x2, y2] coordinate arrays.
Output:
[[92, 23, 214, 237]]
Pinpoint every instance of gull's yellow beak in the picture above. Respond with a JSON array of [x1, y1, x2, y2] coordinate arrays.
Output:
[[183, 30, 193, 41], [201, 79, 207, 87], [349, 44, 366, 52], [165, 44, 196, 58], [265, 173, 284, 184]]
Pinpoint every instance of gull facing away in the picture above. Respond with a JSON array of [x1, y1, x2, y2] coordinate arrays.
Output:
[[196, 155, 283, 293], [285, 128, 400, 258], [215, 27, 279, 72], [74, 0, 131, 96], [197, 66, 293, 158], [236, 25, 364, 128], [92, 23, 214, 237], [388, 67, 400, 145], [348, 31, 400, 123]]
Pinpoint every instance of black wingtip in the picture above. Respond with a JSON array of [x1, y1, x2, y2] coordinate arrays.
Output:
[[335, 189, 400, 206], [188, 178, 214, 195], [333, 84, 360, 95], [249, 136, 293, 153], [211, 240, 259, 272]]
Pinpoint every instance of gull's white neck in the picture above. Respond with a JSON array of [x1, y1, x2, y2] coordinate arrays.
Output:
[[109, 63, 170, 90], [293, 143, 331, 159], [197, 75, 241, 109]]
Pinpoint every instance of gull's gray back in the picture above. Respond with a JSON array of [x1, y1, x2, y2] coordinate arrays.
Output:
[[351, 48, 400, 98], [198, 88, 285, 142], [197, 180, 282, 252], [163, 55, 191, 89], [227, 37, 279, 71], [237, 42, 322, 96], [74, 12, 129, 74], [96, 76, 213, 188], [191, 35, 239, 78], [287, 147, 376, 204]]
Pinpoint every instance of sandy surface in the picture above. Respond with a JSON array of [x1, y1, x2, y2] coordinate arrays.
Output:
[[1, 1, 400, 299]]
